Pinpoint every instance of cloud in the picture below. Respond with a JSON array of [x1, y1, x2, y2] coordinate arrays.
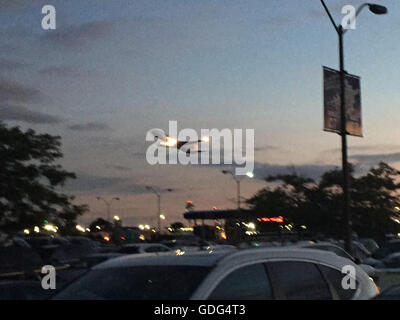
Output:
[[252, 162, 337, 180], [105, 164, 131, 172], [38, 65, 95, 77], [0, 59, 29, 72], [40, 21, 113, 49], [0, 104, 62, 124], [63, 172, 148, 194], [0, 79, 42, 104], [0, 79, 60, 124], [67, 122, 112, 132], [350, 152, 400, 165]]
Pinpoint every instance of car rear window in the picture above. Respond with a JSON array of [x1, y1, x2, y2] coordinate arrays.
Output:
[[266, 261, 332, 300], [53, 266, 211, 300]]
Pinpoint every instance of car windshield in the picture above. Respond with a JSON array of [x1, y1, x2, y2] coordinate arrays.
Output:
[[53, 266, 211, 300]]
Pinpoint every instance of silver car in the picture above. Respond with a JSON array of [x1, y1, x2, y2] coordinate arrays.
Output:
[[54, 247, 379, 300]]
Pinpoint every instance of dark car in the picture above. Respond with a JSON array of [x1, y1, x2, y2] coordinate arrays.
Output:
[[373, 285, 400, 300], [373, 240, 400, 259]]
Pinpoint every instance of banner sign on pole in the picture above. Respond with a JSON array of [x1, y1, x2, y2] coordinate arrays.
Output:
[[323, 66, 362, 137]]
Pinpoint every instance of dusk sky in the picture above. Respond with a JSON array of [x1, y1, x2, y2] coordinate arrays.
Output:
[[1, 0, 399, 226]]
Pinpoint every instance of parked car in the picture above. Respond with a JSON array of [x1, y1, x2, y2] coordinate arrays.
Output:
[[119, 243, 172, 254], [373, 240, 400, 259], [373, 284, 400, 300], [382, 253, 400, 268], [53, 248, 379, 300], [299, 242, 356, 262]]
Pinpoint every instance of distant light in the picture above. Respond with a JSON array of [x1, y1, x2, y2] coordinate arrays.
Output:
[[159, 214, 166, 220], [120, 236, 126, 241], [221, 232, 227, 240], [247, 222, 256, 230], [104, 236, 110, 242], [44, 224, 57, 233], [246, 172, 254, 179], [23, 229, 30, 235], [139, 234, 145, 241], [34, 226, 40, 233], [113, 215, 120, 221], [76, 225, 86, 232], [86, 228, 91, 232], [96, 225, 101, 230], [139, 224, 145, 230], [301, 225, 307, 230], [144, 224, 150, 230]]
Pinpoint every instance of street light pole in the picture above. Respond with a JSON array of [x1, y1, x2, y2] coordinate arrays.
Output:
[[146, 186, 173, 233], [320, 1, 387, 255], [96, 197, 120, 222]]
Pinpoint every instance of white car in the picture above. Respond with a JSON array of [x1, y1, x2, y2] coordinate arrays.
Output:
[[54, 247, 379, 300], [119, 243, 172, 254]]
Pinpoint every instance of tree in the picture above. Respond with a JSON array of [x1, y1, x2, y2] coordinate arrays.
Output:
[[0, 122, 87, 239], [247, 162, 400, 241]]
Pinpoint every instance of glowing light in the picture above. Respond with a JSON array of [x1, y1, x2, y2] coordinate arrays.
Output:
[[23, 229, 30, 235], [139, 234, 145, 241], [44, 224, 57, 233], [86, 228, 91, 232], [257, 216, 284, 223], [139, 225, 145, 230], [160, 136, 178, 147], [175, 249, 185, 256], [96, 225, 101, 230], [104, 236, 110, 242], [301, 225, 307, 230], [201, 136, 210, 143], [247, 222, 256, 230], [144, 224, 150, 230], [34, 226, 40, 233], [113, 215, 120, 221], [221, 232, 227, 240], [76, 225, 86, 232], [246, 172, 254, 179], [159, 214, 166, 220]]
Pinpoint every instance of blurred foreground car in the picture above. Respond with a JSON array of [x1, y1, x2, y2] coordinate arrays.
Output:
[[53, 248, 378, 300], [0, 280, 52, 300], [373, 284, 400, 300]]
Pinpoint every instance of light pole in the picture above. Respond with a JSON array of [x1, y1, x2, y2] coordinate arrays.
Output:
[[96, 196, 120, 222], [146, 186, 173, 233], [320, 1, 387, 255], [222, 170, 254, 210]]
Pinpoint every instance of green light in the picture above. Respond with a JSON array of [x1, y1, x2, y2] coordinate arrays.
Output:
[[44, 220, 49, 223]]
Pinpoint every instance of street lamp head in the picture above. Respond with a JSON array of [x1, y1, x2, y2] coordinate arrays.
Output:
[[368, 4, 387, 15]]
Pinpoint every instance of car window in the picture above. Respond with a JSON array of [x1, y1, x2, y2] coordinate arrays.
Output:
[[208, 263, 273, 300], [53, 266, 211, 300], [318, 265, 358, 300], [266, 261, 332, 300]]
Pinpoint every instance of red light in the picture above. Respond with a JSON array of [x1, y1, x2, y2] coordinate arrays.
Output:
[[187, 201, 193, 204], [120, 236, 126, 240], [257, 216, 284, 223]]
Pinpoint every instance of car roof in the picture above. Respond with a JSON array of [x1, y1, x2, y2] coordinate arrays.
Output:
[[93, 247, 357, 271], [122, 243, 169, 248]]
